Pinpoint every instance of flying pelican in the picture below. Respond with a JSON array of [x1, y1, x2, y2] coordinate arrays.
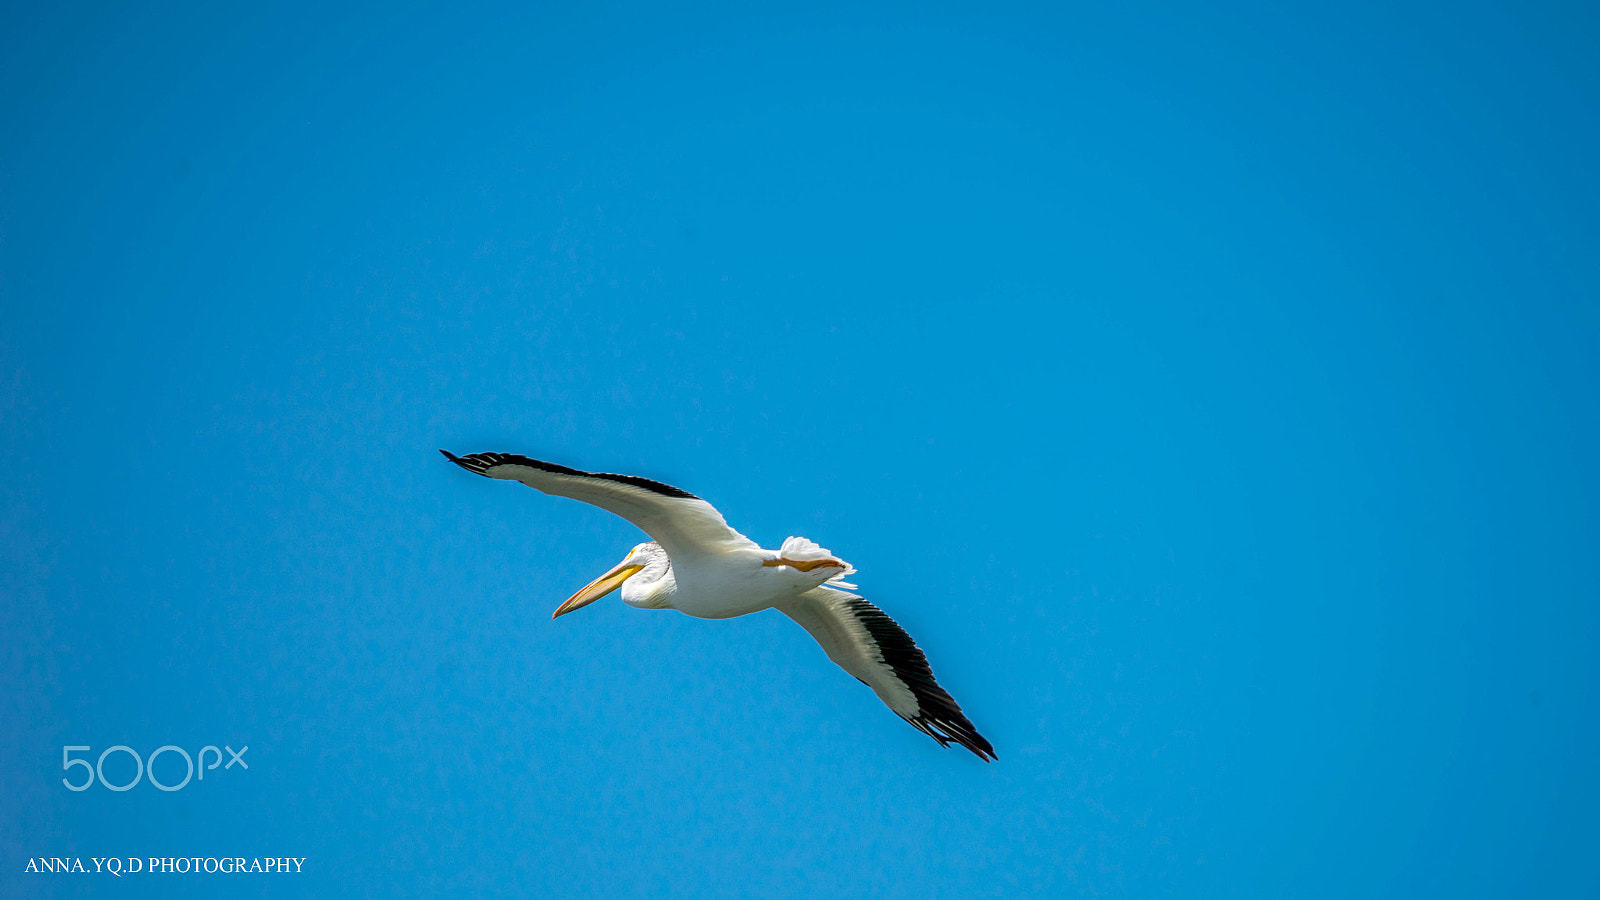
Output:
[[440, 450, 996, 761]]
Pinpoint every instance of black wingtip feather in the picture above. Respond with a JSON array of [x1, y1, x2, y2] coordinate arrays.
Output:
[[846, 597, 997, 762], [440, 449, 493, 476], [439, 450, 701, 499]]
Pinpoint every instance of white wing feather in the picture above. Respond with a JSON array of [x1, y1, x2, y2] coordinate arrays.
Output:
[[441, 451, 757, 560], [780, 535, 858, 589], [777, 587, 996, 760]]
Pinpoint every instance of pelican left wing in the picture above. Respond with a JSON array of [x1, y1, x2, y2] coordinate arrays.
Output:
[[440, 450, 759, 558]]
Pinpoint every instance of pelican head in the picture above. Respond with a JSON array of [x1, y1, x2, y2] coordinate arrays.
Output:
[[553, 542, 671, 618]]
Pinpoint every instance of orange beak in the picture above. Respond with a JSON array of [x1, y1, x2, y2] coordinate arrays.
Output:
[[552, 555, 645, 619]]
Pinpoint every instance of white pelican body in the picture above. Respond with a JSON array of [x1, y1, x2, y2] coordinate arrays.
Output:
[[442, 450, 995, 760], [608, 542, 851, 619]]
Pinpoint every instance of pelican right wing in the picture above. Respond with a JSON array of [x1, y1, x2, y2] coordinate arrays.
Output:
[[777, 588, 996, 761], [440, 450, 759, 559]]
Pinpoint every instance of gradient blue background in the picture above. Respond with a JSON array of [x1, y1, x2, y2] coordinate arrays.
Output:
[[3, 2, 1597, 896]]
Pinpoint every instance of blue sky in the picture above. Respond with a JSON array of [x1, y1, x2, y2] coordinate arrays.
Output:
[[2, 1, 1597, 896]]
